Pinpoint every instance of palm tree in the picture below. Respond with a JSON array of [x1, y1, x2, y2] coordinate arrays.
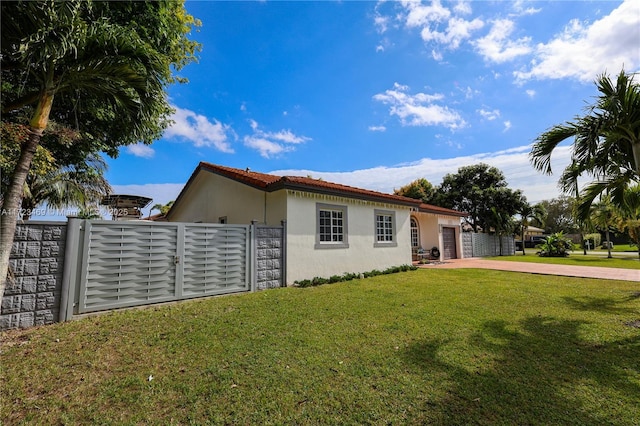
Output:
[[0, 1, 166, 297], [590, 197, 615, 259], [612, 184, 640, 259], [488, 206, 516, 256], [530, 69, 640, 220], [150, 200, 174, 217], [517, 202, 546, 255], [20, 154, 111, 220]]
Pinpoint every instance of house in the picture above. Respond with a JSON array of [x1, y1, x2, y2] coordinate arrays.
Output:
[[166, 162, 467, 285]]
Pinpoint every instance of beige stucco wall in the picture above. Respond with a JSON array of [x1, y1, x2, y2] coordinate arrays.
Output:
[[169, 171, 286, 225], [413, 212, 463, 260], [284, 191, 413, 284]]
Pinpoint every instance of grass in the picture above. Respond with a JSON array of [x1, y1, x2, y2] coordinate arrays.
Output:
[[2, 270, 639, 425], [492, 252, 640, 269], [600, 244, 638, 253]]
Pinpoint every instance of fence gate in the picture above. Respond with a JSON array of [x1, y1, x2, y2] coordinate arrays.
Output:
[[64, 220, 251, 315]]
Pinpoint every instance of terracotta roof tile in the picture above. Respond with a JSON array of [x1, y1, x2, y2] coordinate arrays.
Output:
[[418, 203, 468, 217], [191, 162, 466, 217], [199, 162, 280, 188]]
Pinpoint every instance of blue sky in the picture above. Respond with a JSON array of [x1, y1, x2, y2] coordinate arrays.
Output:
[[103, 0, 640, 217]]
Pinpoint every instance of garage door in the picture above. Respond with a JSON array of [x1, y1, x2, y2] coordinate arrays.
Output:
[[442, 227, 457, 260]]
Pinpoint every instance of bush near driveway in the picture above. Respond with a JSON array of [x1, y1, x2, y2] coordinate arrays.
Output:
[[2, 270, 639, 425]]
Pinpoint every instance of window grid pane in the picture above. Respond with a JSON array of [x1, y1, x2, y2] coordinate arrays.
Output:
[[320, 209, 344, 243], [376, 214, 394, 242]]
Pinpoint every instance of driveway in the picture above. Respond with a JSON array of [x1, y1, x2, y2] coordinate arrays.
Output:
[[421, 258, 640, 282]]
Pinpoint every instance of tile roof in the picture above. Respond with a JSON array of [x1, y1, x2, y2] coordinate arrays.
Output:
[[199, 162, 419, 206], [172, 162, 467, 217]]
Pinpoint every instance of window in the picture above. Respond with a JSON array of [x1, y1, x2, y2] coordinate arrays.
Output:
[[374, 210, 397, 247], [410, 217, 419, 248], [316, 203, 348, 249]]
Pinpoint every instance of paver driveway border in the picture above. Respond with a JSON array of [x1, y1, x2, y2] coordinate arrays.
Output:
[[420, 258, 640, 282]]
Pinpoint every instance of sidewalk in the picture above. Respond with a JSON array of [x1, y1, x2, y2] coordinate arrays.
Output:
[[419, 258, 640, 282]]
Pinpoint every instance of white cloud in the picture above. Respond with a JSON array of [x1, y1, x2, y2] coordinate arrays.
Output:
[[244, 120, 311, 158], [369, 125, 387, 132], [402, 0, 450, 28], [503, 121, 512, 132], [473, 19, 532, 63], [396, 0, 483, 54], [453, 1, 471, 15], [514, 0, 640, 82], [525, 89, 536, 98], [125, 143, 155, 159], [164, 106, 234, 153], [478, 108, 500, 121], [510, 0, 541, 17], [271, 144, 574, 204], [373, 82, 466, 130]]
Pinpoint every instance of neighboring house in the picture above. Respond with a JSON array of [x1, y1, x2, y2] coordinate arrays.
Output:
[[524, 226, 545, 240], [166, 162, 467, 284]]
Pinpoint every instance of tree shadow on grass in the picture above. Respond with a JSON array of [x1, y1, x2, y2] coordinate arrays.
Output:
[[401, 317, 640, 425], [562, 295, 640, 316]]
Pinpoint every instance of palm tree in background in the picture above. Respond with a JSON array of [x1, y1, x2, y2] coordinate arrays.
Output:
[[151, 200, 174, 217], [517, 202, 546, 255], [614, 184, 640, 259], [530, 69, 640, 221], [20, 154, 111, 220], [590, 197, 615, 259]]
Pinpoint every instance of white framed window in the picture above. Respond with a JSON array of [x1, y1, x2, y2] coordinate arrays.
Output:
[[374, 209, 397, 247], [315, 203, 349, 249]]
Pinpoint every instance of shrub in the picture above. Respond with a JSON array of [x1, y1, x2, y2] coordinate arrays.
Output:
[[293, 265, 416, 287], [537, 232, 574, 257]]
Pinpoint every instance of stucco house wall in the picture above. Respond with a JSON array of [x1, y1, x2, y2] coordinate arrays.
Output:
[[165, 162, 467, 284], [168, 172, 264, 224], [285, 191, 412, 283]]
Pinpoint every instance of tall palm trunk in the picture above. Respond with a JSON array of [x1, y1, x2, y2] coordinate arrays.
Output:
[[0, 92, 53, 304]]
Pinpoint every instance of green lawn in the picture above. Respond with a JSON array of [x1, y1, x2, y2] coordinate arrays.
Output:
[[2, 270, 639, 425], [492, 252, 640, 269]]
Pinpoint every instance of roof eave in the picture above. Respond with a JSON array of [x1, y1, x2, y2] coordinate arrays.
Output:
[[269, 180, 420, 207]]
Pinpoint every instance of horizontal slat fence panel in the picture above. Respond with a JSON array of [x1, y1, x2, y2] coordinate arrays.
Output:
[[79, 222, 178, 312], [75, 221, 252, 314], [182, 225, 249, 296]]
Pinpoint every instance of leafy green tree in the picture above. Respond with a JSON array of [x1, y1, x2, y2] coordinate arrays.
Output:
[[536, 196, 580, 234], [530, 69, 640, 221], [0, 0, 200, 300], [434, 163, 523, 233], [394, 178, 436, 204], [517, 201, 546, 255]]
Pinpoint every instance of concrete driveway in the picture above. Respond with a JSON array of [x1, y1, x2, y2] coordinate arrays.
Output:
[[421, 258, 640, 282]]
